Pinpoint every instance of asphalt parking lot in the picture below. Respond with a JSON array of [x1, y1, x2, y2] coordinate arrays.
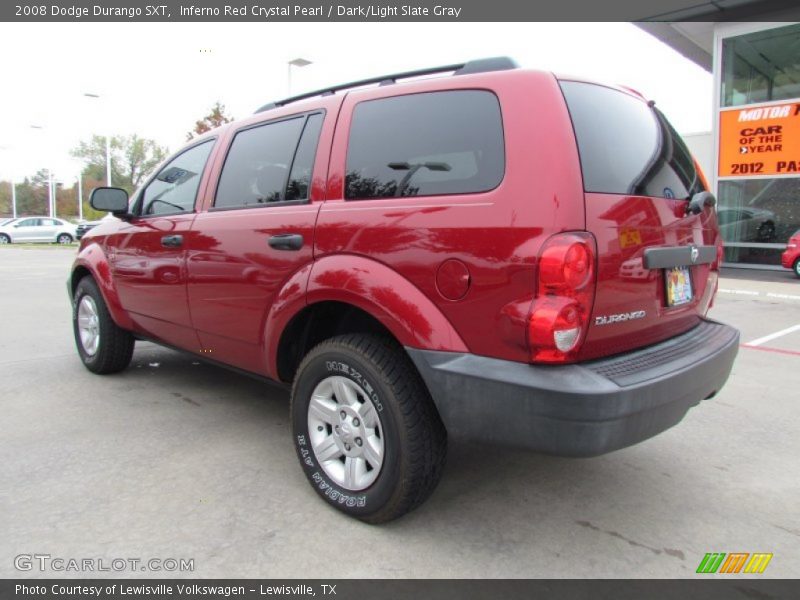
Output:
[[2, 246, 799, 578]]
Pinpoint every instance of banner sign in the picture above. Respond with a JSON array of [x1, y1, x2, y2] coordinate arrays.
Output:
[[718, 100, 800, 177]]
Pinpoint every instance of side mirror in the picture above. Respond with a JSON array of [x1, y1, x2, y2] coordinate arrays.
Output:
[[687, 191, 716, 215], [90, 187, 129, 215]]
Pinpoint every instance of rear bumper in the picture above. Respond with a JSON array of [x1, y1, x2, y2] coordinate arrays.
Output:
[[407, 319, 739, 457]]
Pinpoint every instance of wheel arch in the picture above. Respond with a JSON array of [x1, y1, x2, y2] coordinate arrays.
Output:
[[275, 301, 396, 383], [70, 242, 135, 330], [267, 254, 468, 383]]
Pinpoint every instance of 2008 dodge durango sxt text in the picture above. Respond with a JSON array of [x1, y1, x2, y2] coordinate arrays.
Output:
[[69, 58, 739, 522]]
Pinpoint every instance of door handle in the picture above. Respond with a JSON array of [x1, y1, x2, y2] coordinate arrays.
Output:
[[268, 233, 304, 251], [161, 234, 183, 248]]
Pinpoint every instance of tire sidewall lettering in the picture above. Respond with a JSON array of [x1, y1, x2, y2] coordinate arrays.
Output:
[[310, 472, 366, 508], [324, 360, 384, 412]]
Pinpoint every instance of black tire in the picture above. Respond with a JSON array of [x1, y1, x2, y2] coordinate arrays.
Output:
[[72, 276, 135, 374], [0, 233, 10, 244], [291, 333, 447, 523], [794, 259, 800, 279], [57, 233, 73, 244]]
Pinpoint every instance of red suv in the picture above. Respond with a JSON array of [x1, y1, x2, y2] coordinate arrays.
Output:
[[71, 58, 739, 522]]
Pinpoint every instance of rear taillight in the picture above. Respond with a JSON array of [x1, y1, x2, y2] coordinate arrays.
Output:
[[712, 242, 724, 271], [693, 158, 710, 192], [528, 232, 597, 364]]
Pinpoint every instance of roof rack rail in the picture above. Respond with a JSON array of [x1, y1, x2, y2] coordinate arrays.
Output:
[[254, 56, 518, 113]]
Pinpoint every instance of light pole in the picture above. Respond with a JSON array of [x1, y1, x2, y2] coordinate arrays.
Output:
[[68, 157, 85, 221], [11, 179, 16, 218], [287, 58, 312, 96], [83, 92, 112, 187], [30, 125, 55, 217], [76, 174, 83, 221]]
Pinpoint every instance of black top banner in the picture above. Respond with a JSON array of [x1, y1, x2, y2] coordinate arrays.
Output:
[[3, 0, 800, 22]]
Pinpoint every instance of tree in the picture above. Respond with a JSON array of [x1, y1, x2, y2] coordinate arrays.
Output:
[[0, 180, 12, 217], [71, 134, 169, 195], [187, 101, 234, 141], [14, 170, 52, 215]]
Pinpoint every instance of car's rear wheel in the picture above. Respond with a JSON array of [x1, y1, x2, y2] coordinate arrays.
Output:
[[72, 277, 135, 374], [756, 221, 776, 242], [794, 259, 800, 279], [0, 234, 10, 244], [291, 333, 447, 523], [57, 233, 73, 244]]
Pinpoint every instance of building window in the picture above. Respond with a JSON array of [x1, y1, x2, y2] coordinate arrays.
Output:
[[721, 23, 800, 108], [718, 178, 800, 266]]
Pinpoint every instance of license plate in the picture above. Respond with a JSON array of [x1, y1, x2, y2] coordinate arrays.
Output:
[[665, 266, 694, 307]]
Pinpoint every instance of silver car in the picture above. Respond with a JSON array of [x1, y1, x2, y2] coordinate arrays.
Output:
[[0, 217, 77, 244]]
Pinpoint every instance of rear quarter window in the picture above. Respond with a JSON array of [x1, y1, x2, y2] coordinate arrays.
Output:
[[345, 90, 505, 200], [559, 80, 703, 199]]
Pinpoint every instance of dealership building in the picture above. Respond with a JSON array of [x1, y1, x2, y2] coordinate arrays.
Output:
[[641, 14, 799, 269]]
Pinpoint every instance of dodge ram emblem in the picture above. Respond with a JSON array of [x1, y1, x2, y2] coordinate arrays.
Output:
[[690, 245, 699, 264]]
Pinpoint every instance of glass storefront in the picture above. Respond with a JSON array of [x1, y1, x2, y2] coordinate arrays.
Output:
[[718, 23, 800, 267], [721, 24, 800, 108], [719, 178, 800, 265]]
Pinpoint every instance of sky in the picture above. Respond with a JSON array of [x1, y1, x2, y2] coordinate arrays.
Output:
[[0, 21, 712, 184]]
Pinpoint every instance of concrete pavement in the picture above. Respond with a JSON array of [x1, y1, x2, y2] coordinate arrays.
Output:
[[2, 247, 798, 578]]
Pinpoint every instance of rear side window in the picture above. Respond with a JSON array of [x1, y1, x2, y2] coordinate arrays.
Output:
[[286, 113, 324, 201], [346, 90, 504, 200], [560, 81, 704, 199], [215, 113, 322, 209]]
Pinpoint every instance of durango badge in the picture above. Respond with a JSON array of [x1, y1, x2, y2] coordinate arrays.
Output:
[[595, 311, 647, 326]]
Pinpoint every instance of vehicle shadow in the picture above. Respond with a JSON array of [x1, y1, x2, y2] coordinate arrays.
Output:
[[115, 341, 707, 555]]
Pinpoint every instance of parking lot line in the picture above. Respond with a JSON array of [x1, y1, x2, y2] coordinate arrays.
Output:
[[745, 324, 800, 347], [741, 345, 800, 357], [718, 288, 800, 301]]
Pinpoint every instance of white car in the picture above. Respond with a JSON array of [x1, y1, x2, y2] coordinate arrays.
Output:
[[0, 217, 77, 244]]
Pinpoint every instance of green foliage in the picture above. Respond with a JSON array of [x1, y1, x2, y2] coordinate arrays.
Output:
[[71, 134, 169, 195], [0, 181, 11, 216], [187, 101, 234, 141], [15, 171, 51, 215]]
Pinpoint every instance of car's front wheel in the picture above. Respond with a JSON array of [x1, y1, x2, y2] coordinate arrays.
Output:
[[57, 233, 73, 244], [72, 277, 135, 374], [0, 234, 10, 244], [291, 334, 447, 523], [794, 259, 800, 279]]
